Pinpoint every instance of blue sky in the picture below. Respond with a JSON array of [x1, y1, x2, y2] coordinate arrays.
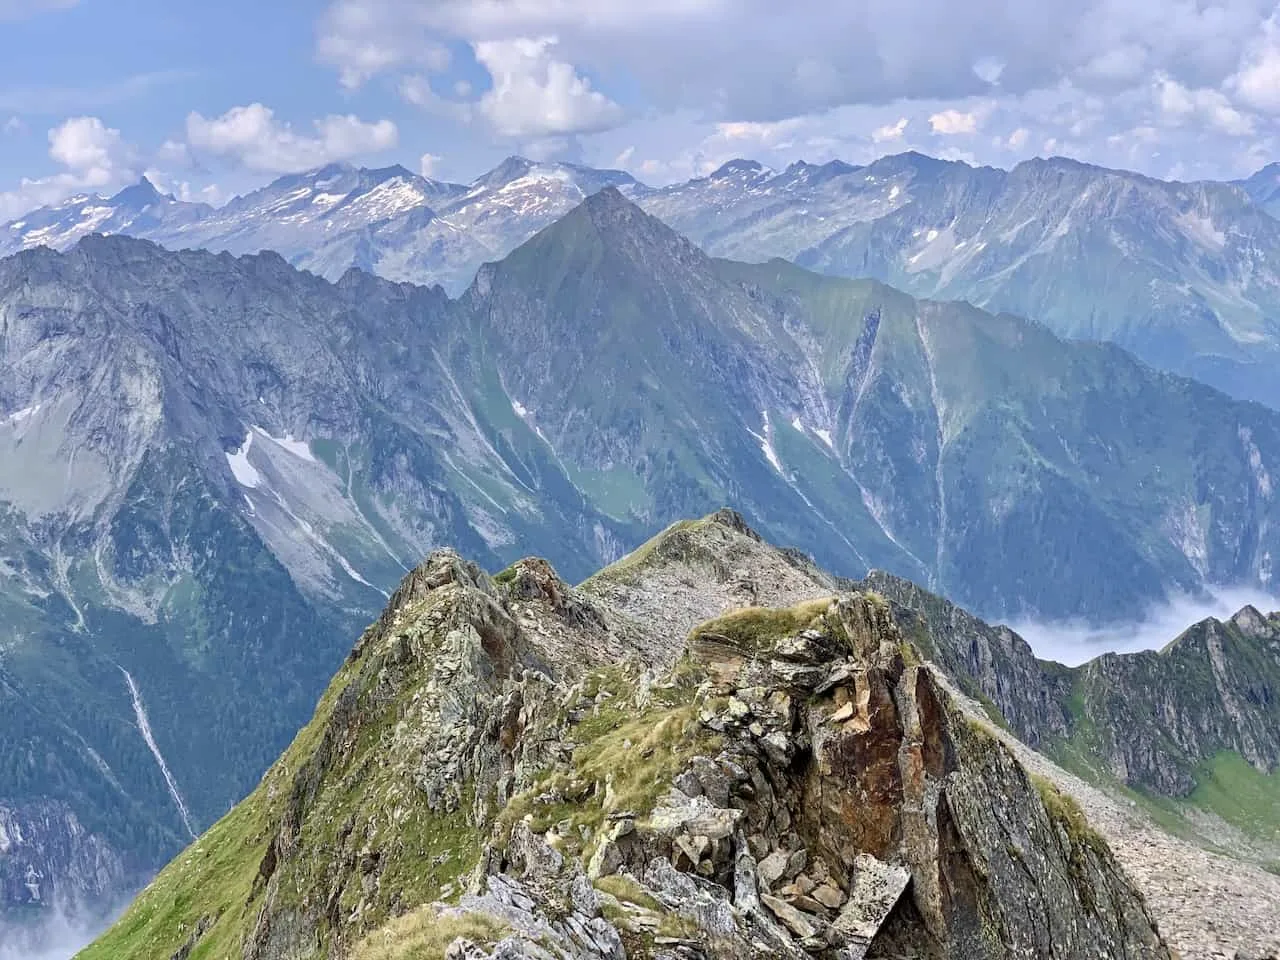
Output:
[[3, 0, 1280, 218]]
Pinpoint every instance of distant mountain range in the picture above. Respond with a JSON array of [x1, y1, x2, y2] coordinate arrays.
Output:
[[7, 152, 1280, 410], [0, 157, 647, 296]]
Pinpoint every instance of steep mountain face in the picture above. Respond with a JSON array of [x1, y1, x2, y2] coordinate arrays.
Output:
[[471, 190, 1280, 620], [644, 153, 1280, 410], [8, 194, 1280, 947], [81, 520, 1170, 960], [582, 514, 1280, 957], [0, 235, 640, 946], [0, 158, 647, 296], [1, 177, 212, 254]]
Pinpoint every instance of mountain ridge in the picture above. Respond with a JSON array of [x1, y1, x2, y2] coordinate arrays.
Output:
[[77, 510, 1280, 960], [78, 513, 1175, 960]]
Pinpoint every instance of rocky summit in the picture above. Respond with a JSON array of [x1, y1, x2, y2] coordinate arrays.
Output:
[[82, 511, 1184, 960]]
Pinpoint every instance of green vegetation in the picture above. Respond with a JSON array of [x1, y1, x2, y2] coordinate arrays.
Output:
[[1189, 751, 1280, 845], [687, 597, 835, 654], [1032, 773, 1108, 857], [500, 665, 719, 858], [79, 654, 360, 960], [81, 587, 487, 960], [594, 874, 663, 913], [582, 518, 707, 586], [352, 908, 508, 960]]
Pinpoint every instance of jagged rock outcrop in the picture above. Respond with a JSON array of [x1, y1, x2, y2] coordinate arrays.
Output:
[[1074, 607, 1280, 795], [855, 571, 1075, 749], [83, 531, 1169, 960], [861, 569, 1280, 801]]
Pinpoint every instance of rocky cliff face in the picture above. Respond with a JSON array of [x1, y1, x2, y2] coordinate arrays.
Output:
[[0, 800, 134, 957], [82, 514, 1169, 960], [859, 571, 1280, 832]]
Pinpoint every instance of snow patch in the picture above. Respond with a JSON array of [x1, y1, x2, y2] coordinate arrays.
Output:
[[252, 426, 316, 463], [225, 432, 262, 488], [926, 228, 939, 242], [2, 403, 40, 425], [512, 399, 530, 418], [888, 185, 900, 200], [814, 428, 834, 449], [747, 410, 784, 474]]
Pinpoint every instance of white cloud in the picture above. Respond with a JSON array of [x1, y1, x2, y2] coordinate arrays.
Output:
[[713, 117, 806, 148], [419, 152, 442, 178], [472, 36, 623, 139], [1232, 19, 1280, 115], [142, 169, 225, 207], [314, 0, 1280, 183], [48, 116, 125, 173], [398, 75, 473, 121], [929, 108, 979, 135], [1155, 74, 1253, 136], [2, 116, 25, 135], [1009, 586, 1278, 667], [871, 117, 909, 142], [317, 1, 451, 89], [1005, 126, 1029, 149], [185, 103, 398, 173], [0, 115, 135, 220]]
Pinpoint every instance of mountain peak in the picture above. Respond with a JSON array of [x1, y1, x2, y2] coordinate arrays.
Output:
[[109, 176, 168, 208], [473, 155, 535, 190], [582, 183, 632, 209], [709, 158, 770, 180]]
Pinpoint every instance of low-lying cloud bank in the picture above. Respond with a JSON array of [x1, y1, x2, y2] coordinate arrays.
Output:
[[0, 903, 122, 960], [1006, 586, 1279, 667]]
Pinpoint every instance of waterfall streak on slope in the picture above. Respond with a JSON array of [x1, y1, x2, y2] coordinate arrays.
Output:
[[119, 667, 196, 838], [915, 312, 948, 586]]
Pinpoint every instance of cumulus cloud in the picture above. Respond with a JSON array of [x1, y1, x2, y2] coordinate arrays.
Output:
[[1155, 73, 1253, 135], [1231, 17, 1280, 115], [314, 0, 1280, 182], [1007, 586, 1279, 667], [472, 36, 623, 139], [418, 151, 442, 178], [0, 115, 136, 219], [315, 0, 1271, 118], [316, 1, 451, 89], [929, 108, 979, 135], [871, 117, 909, 142], [185, 103, 398, 173], [48, 116, 126, 173]]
